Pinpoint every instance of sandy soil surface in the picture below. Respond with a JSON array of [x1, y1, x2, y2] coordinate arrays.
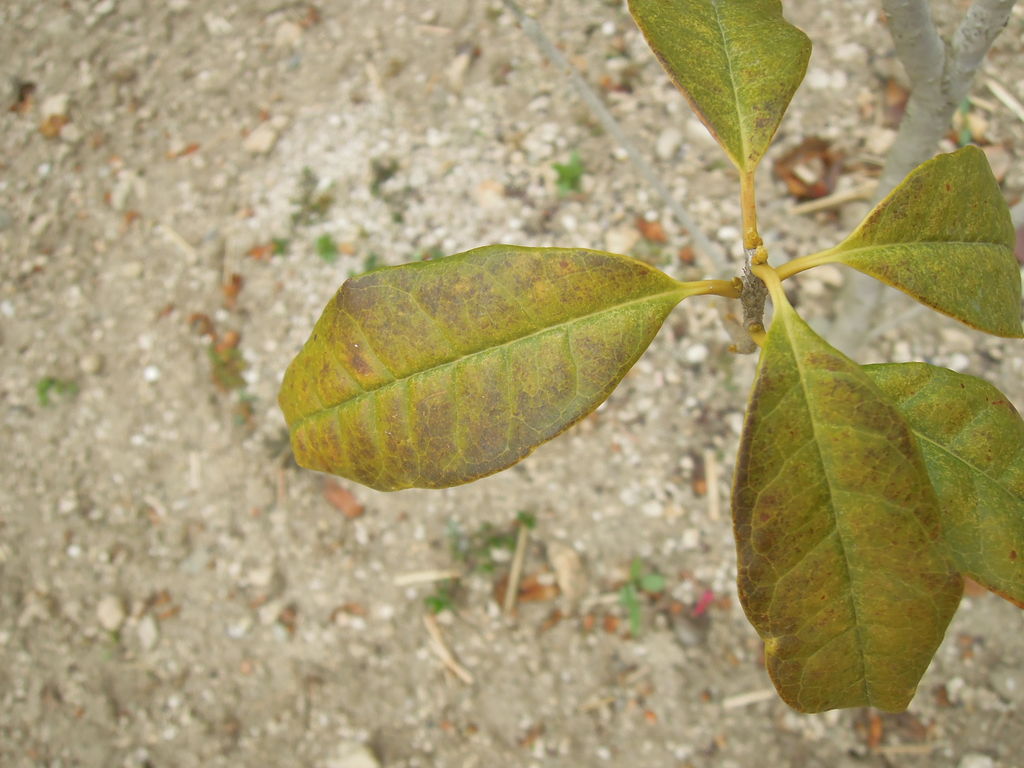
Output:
[[2, 1, 1023, 767]]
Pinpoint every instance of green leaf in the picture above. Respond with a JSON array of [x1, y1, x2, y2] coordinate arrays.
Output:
[[640, 572, 666, 593], [315, 233, 339, 263], [813, 147, 1022, 337], [279, 245, 695, 491], [628, 0, 810, 172], [865, 363, 1024, 607], [552, 151, 585, 196], [733, 287, 961, 712]]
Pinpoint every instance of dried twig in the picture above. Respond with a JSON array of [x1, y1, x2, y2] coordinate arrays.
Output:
[[158, 222, 198, 261], [503, 522, 531, 615], [985, 78, 1024, 124], [721, 688, 776, 709], [422, 614, 474, 685], [499, 0, 726, 275], [789, 182, 877, 216]]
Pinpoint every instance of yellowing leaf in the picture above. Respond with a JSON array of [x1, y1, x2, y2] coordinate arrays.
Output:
[[279, 245, 695, 491], [809, 147, 1022, 337], [733, 286, 961, 712], [628, 0, 810, 171], [865, 363, 1024, 607]]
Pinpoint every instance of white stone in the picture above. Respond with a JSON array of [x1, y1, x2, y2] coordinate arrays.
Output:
[[604, 225, 641, 255], [274, 21, 303, 47], [97, 595, 126, 631], [143, 365, 161, 382], [79, 353, 104, 375], [41, 93, 70, 119], [866, 126, 897, 156], [805, 68, 831, 90], [137, 615, 159, 650], [474, 179, 505, 209], [325, 743, 380, 768], [203, 13, 232, 36], [957, 755, 994, 768], [243, 123, 279, 155], [655, 127, 683, 161], [684, 344, 709, 365]]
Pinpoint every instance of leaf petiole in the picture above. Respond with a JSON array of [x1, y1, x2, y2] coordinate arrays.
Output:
[[681, 278, 742, 299], [774, 249, 839, 281]]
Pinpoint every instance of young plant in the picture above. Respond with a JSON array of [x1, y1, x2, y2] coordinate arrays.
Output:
[[619, 558, 667, 638], [278, 0, 1023, 712]]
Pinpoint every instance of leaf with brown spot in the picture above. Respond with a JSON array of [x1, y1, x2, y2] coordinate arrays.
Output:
[[865, 363, 1024, 607], [733, 282, 961, 712], [790, 147, 1021, 337], [279, 245, 699, 490], [628, 0, 811, 172]]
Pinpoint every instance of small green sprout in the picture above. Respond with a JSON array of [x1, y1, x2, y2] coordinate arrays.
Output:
[[619, 558, 666, 637], [36, 377, 79, 406], [552, 150, 585, 195]]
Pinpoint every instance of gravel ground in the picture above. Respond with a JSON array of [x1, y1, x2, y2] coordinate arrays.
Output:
[[2, 1, 1023, 767]]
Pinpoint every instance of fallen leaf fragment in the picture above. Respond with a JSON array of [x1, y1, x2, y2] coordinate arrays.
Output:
[[772, 137, 842, 200], [322, 479, 365, 519], [635, 216, 668, 243], [222, 273, 244, 309]]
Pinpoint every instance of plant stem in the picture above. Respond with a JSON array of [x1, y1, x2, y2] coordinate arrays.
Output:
[[740, 170, 762, 250], [829, 0, 1018, 352], [774, 249, 838, 281]]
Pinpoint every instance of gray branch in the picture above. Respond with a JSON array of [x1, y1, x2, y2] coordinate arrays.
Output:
[[829, 0, 1017, 352], [876, 0, 1016, 197], [500, 0, 727, 275]]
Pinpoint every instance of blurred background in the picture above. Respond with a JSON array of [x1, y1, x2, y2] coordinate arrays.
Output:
[[2, 1, 1023, 766]]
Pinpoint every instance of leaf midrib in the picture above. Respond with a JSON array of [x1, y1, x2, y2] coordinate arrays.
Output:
[[829, 239, 1013, 262], [290, 286, 687, 431], [710, 0, 748, 166], [782, 309, 871, 704]]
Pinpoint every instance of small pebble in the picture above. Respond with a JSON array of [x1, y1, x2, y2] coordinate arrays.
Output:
[[79, 353, 104, 375], [40, 93, 70, 119], [604, 225, 641, 255], [656, 127, 683, 161], [243, 124, 280, 155], [137, 615, 159, 651], [684, 344, 709, 365], [474, 179, 505, 209], [97, 595, 126, 632], [274, 21, 303, 47], [143, 365, 161, 383], [324, 742, 380, 768], [957, 754, 995, 768], [989, 663, 1023, 702]]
